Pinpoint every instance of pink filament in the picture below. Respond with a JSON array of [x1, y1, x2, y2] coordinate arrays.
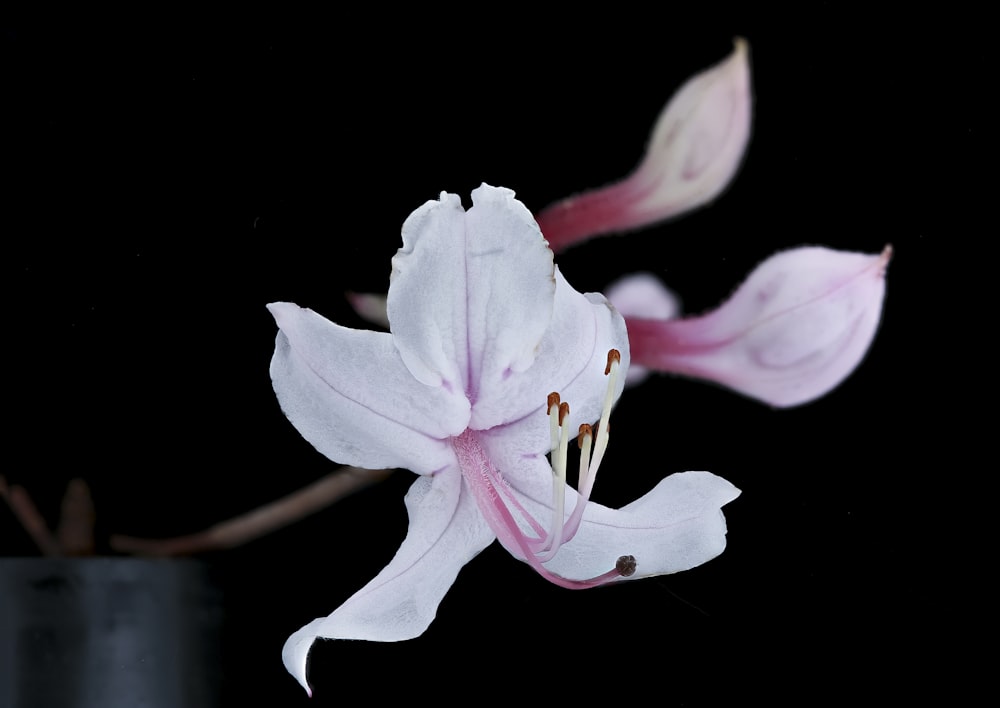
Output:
[[452, 430, 622, 589]]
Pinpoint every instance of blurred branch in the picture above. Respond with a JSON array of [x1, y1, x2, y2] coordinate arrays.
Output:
[[1, 475, 61, 556], [110, 466, 393, 556], [56, 478, 96, 556]]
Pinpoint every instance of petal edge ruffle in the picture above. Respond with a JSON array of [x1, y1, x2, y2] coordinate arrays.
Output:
[[388, 185, 556, 401]]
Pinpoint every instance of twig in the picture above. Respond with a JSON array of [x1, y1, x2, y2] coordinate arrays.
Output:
[[110, 466, 393, 556], [56, 478, 96, 556], [0, 475, 61, 556]]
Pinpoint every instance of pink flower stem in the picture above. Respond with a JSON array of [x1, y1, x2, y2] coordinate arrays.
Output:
[[110, 466, 392, 556]]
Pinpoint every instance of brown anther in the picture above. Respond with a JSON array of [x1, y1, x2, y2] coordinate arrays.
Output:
[[605, 349, 621, 375], [547, 392, 561, 413], [615, 554, 637, 577], [577, 423, 593, 448], [558, 401, 570, 426]]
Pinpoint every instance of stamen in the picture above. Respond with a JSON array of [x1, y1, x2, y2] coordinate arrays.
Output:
[[453, 349, 633, 590], [452, 429, 629, 590], [605, 348, 621, 375], [547, 392, 561, 453], [555, 349, 622, 548], [538, 400, 570, 558], [589, 349, 620, 485], [577, 423, 593, 491]]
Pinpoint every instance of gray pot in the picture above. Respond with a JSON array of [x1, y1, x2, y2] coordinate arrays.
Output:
[[0, 558, 223, 708]]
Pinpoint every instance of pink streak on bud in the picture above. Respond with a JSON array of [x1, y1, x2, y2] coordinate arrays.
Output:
[[624, 246, 891, 407], [536, 39, 752, 253]]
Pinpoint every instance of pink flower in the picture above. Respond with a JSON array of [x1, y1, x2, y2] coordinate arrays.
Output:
[[607, 247, 891, 406], [534, 39, 889, 406], [535, 39, 753, 251], [270, 185, 739, 694], [349, 41, 889, 407]]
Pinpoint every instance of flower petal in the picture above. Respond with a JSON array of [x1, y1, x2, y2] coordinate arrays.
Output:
[[268, 302, 469, 472], [388, 185, 556, 400], [625, 246, 891, 407], [346, 200, 632, 433], [479, 436, 739, 579], [605, 273, 681, 387], [605, 272, 682, 321], [469, 269, 630, 435], [282, 471, 495, 695], [535, 39, 752, 251], [549, 471, 739, 580]]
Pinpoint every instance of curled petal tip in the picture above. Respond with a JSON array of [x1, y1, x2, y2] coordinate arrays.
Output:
[[282, 628, 316, 697]]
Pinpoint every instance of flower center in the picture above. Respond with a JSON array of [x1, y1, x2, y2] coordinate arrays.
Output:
[[453, 349, 635, 589]]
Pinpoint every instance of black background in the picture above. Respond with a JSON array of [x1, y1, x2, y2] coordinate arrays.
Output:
[[3, 10, 978, 705]]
